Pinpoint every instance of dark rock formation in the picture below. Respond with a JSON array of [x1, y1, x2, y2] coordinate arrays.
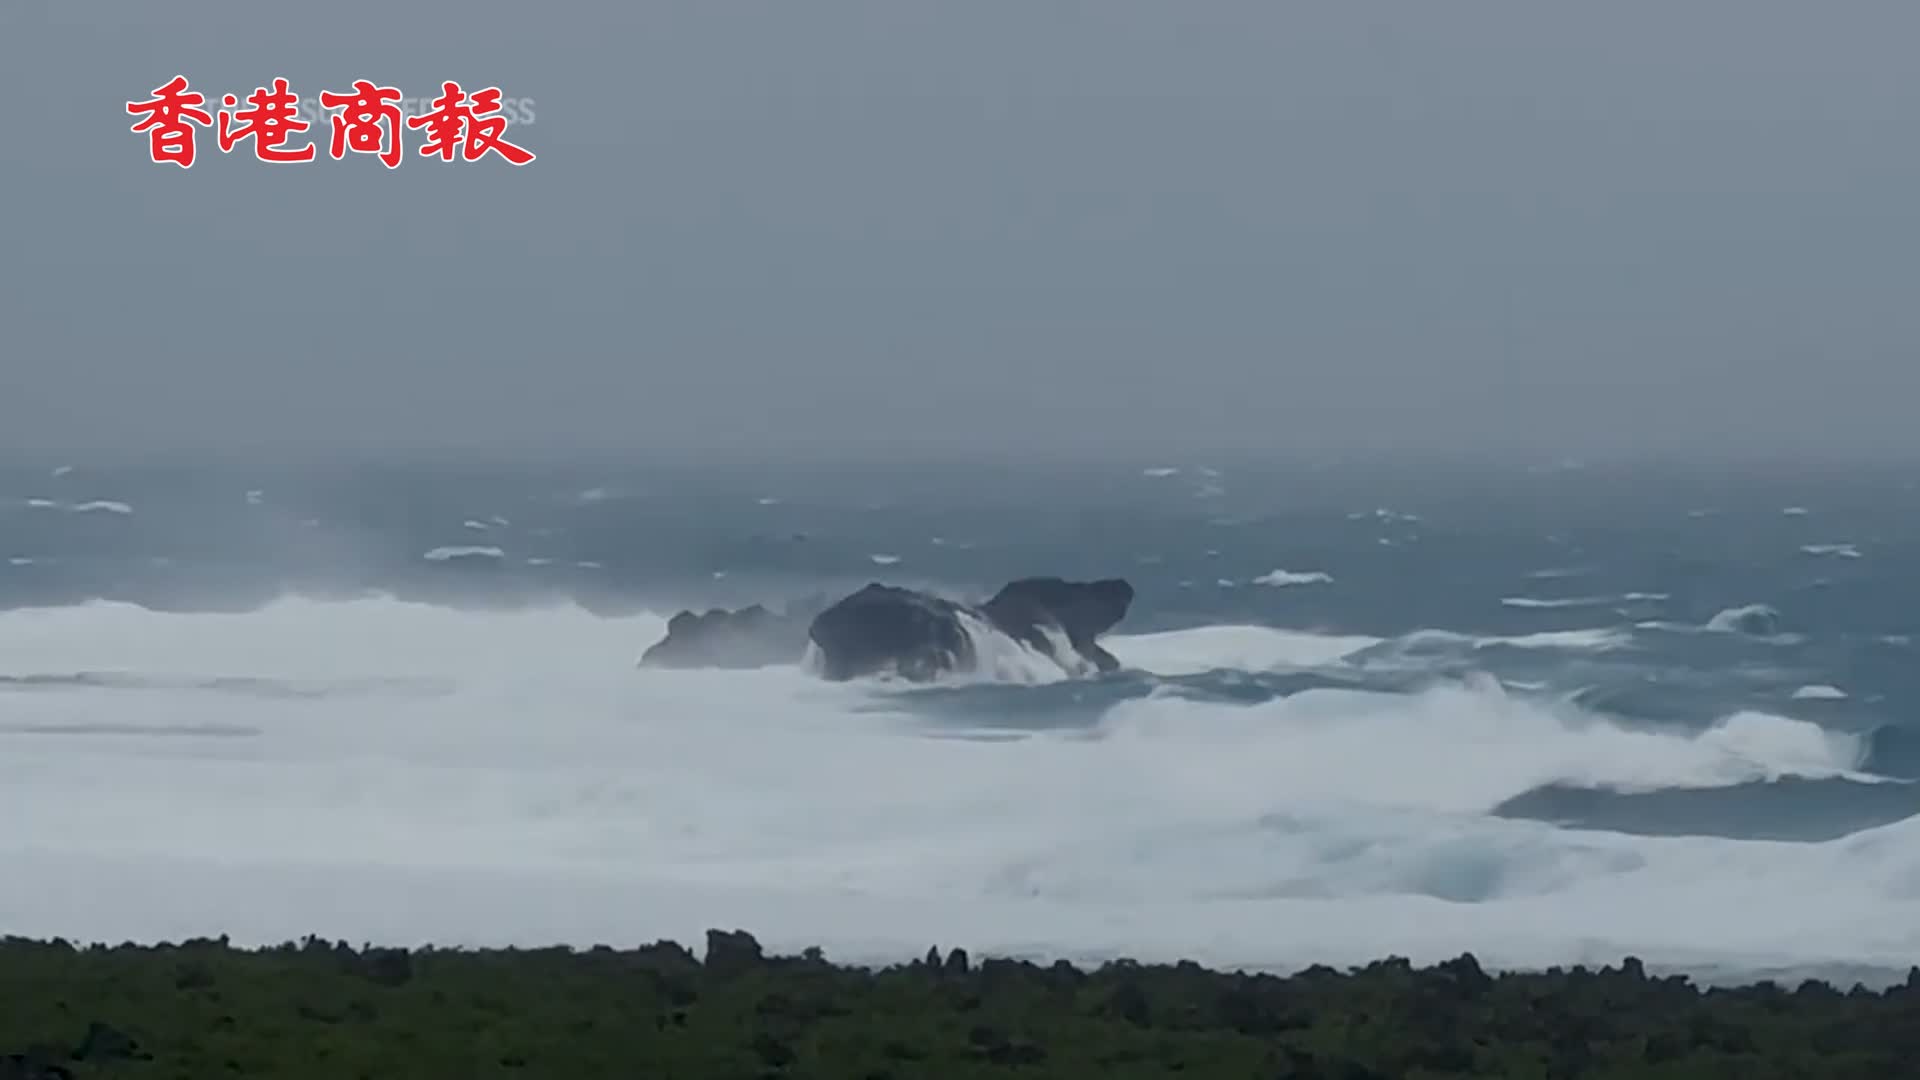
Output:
[[639, 594, 828, 669], [805, 584, 975, 681], [982, 577, 1133, 673], [704, 929, 765, 978], [807, 577, 1133, 682]]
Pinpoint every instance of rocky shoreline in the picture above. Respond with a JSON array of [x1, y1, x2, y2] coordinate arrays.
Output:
[[3, 930, 1916, 1077]]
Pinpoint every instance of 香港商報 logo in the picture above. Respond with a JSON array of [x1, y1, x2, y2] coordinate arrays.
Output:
[[126, 76, 536, 168]]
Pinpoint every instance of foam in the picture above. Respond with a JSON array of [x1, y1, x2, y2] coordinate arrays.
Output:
[[1793, 685, 1850, 701], [1371, 627, 1631, 656], [1110, 625, 1382, 675], [1706, 604, 1777, 632], [1490, 628, 1633, 650], [423, 545, 505, 561], [1501, 595, 1617, 609], [0, 597, 1913, 980], [1252, 569, 1333, 587]]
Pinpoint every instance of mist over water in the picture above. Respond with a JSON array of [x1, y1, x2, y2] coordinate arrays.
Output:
[[2, 460, 1918, 984]]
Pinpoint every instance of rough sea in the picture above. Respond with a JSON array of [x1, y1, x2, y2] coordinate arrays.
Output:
[[2, 459, 1916, 987]]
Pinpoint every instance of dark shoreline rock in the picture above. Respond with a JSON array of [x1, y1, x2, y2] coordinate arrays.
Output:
[[3, 932, 1917, 1078], [637, 594, 828, 669], [638, 576, 1134, 681], [808, 576, 1133, 682]]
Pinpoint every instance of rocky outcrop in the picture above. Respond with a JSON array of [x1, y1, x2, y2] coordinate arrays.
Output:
[[807, 577, 1133, 682], [981, 577, 1133, 674], [638, 594, 828, 669], [804, 584, 975, 682]]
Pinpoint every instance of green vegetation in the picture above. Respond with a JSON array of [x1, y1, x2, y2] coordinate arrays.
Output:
[[3, 930, 1918, 1078]]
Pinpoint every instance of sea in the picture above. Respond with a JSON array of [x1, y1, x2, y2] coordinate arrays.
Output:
[[2, 458, 1916, 988]]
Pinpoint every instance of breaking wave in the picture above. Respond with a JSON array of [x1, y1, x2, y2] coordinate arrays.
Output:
[[0, 594, 1914, 981]]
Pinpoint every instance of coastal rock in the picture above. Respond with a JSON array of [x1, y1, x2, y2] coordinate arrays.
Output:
[[807, 577, 1133, 682], [981, 577, 1133, 673], [638, 594, 827, 669], [806, 584, 975, 681]]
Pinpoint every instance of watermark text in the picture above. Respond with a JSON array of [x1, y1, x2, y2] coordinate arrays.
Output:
[[126, 76, 536, 168]]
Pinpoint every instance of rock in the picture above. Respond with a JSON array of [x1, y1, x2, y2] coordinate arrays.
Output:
[[806, 584, 975, 681], [0, 1054, 73, 1080], [980, 577, 1133, 673], [704, 929, 765, 978], [638, 594, 827, 669], [807, 577, 1133, 682], [70, 1023, 144, 1063]]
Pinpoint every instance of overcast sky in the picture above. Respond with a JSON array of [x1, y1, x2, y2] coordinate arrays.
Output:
[[3, 2, 1917, 464]]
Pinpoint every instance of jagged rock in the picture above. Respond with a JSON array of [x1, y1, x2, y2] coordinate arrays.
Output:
[[980, 577, 1132, 673], [807, 577, 1133, 682], [638, 594, 827, 670], [808, 585, 975, 681], [704, 929, 764, 978]]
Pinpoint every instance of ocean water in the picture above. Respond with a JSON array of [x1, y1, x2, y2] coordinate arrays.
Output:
[[2, 459, 1917, 986]]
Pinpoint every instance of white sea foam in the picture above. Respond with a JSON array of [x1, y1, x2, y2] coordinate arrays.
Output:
[[69, 501, 134, 515], [1252, 569, 1333, 587], [1111, 625, 1382, 674], [423, 546, 505, 561], [870, 554, 902, 566], [0, 597, 1913, 979], [1489, 628, 1633, 650], [1792, 684, 1849, 701], [1706, 603, 1782, 635], [1501, 594, 1666, 610], [1801, 544, 1862, 559], [1501, 595, 1615, 609]]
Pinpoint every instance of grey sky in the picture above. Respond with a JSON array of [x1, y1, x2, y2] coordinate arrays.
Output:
[[4, 2, 1918, 464]]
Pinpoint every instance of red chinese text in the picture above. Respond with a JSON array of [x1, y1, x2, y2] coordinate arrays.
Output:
[[217, 77, 317, 162], [126, 76, 214, 168], [318, 80, 406, 168], [406, 81, 536, 165]]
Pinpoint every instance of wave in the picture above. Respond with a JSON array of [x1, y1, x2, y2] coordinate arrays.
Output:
[[802, 608, 1096, 687], [0, 595, 1915, 980], [1501, 595, 1619, 610], [1109, 625, 1382, 675], [1252, 569, 1333, 587], [16, 498, 134, 515], [1494, 776, 1920, 843], [423, 545, 506, 562], [1706, 604, 1782, 636]]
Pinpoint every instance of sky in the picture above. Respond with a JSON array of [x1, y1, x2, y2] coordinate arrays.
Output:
[[3, 2, 1918, 465]]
